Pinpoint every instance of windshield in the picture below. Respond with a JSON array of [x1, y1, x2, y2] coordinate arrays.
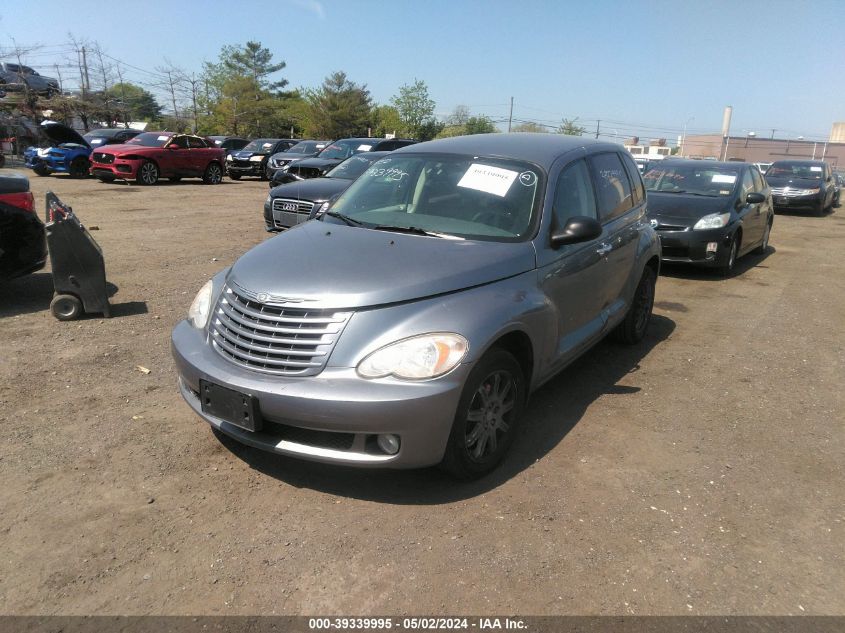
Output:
[[288, 140, 327, 154], [327, 155, 380, 180], [766, 162, 824, 179], [328, 154, 543, 241], [643, 163, 739, 196], [126, 132, 171, 147], [242, 139, 277, 152], [319, 140, 372, 160]]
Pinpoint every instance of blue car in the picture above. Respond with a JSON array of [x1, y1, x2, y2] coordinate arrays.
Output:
[[24, 123, 141, 178]]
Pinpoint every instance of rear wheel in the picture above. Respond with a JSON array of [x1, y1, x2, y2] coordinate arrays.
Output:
[[754, 220, 772, 254], [203, 162, 223, 184], [33, 164, 51, 177], [50, 294, 82, 321], [613, 265, 656, 344], [69, 156, 89, 178], [136, 160, 159, 185], [440, 348, 525, 480]]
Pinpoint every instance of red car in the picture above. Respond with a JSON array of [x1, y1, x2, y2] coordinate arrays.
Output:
[[0, 171, 46, 281], [89, 132, 225, 185]]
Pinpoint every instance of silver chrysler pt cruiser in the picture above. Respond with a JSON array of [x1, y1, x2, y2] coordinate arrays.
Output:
[[171, 134, 660, 478]]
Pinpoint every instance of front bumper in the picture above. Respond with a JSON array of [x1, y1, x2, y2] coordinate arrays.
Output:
[[227, 161, 265, 177], [171, 321, 469, 468], [656, 226, 733, 267], [90, 159, 140, 180], [772, 193, 823, 212]]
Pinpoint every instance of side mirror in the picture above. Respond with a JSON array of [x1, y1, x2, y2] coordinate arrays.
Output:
[[550, 216, 603, 249], [745, 192, 765, 204]]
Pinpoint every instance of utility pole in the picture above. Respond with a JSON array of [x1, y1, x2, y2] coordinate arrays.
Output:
[[81, 46, 91, 93], [595, 119, 601, 139], [54, 64, 63, 94], [115, 63, 128, 127], [165, 70, 179, 122], [507, 96, 513, 133], [770, 129, 776, 139]]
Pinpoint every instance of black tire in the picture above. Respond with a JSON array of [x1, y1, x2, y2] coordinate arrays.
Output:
[[754, 219, 772, 254], [69, 156, 89, 179], [33, 164, 51, 177], [136, 160, 159, 185], [613, 265, 656, 344], [203, 162, 223, 185], [229, 172, 241, 180], [440, 348, 525, 480], [719, 236, 739, 277], [50, 294, 83, 321], [815, 201, 825, 217], [169, 176, 182, 183]]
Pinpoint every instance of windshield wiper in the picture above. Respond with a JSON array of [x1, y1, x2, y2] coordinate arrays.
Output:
[[324, 211, 364, 226], [372, 224, 446, 238]]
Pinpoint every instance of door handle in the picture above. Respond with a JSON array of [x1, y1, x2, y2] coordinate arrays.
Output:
[[596, 243, 613, 256]]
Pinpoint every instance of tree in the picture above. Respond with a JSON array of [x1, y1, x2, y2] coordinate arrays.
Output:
[[306, 71, 372, 139], [557, 117, 585, 136], [511, 121, 546, 133], [465, 115, 496, 135], [391, 79, 436, 139], [446, 105, 470, 126], [105, 83, 161, 123], [371, 104, 403, 138], [221, 41, 288, 93]]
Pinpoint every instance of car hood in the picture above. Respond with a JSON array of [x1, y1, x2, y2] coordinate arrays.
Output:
[[292, 157, 340, 171], [41, 122, 90, 149], [226, 221, 537, 310], [269, 177, 350, 202], [764, 175, 822, 188], [271, 152, 315, 161], [233, 150, 271, 159], [646, 191, 732, 224]]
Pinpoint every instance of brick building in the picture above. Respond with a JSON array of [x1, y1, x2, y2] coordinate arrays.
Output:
[[680, 134, 845, 168]]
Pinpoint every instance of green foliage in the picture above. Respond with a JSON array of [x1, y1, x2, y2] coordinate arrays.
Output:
[[465, 115, 497, 135], [305, 71, 372, 139], [391, 79, 436, 139], [105, 83, 161, 122], [371, 104, 404, 138], [557, 117, 586, 136], [220, 41, 288, 93]]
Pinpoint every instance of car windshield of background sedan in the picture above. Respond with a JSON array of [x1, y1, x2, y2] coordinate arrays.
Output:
[[242, 139, 277, 152], [643, 163, 739, 197], [329, 154, 542, 241], [124, 132, 171, 147], [318, 140, 369, 160], [288, 140, 327, 154], [766, 162, 823, 180], [326, 154, 382, 180]]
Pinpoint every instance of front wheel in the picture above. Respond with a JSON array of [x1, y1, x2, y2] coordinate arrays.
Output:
[[719, 236, 739, 277], [440, 348, 525, 480], [613, 265, 656, 344], [203, 162, 223, 184], [136, 160, 159, 185], [69, 156, 89, 178], [33, 164, 51, 177]]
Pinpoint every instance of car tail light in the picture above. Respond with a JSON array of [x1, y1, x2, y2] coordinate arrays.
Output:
[[2, 191, 35, 213]]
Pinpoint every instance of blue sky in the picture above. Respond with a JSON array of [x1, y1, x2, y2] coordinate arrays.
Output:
[[1, 0, 843, 142]]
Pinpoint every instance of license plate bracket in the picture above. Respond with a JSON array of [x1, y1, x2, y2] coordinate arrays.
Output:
[[199, 380, 262, 432]]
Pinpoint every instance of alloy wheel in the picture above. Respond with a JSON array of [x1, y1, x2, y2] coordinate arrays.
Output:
[[464, 370, 517, 461]]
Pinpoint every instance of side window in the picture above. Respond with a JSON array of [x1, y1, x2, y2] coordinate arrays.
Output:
[[620, 153, 645, 205], [740, 170, 754, 200], [188, 136, 207, 148], [588, 152, 634, 222], [169, 136, 189, 149], [552, 159, 598, 228], [750, 167, 764, 191]]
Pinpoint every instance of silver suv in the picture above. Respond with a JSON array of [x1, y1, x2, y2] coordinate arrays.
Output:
[[172, 134, 660, 478]]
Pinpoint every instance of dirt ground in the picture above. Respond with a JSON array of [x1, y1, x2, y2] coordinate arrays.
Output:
[[0, 169, 842, 616]]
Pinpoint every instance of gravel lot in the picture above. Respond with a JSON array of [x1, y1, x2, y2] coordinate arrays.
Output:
[[0, 170, 842, 615]]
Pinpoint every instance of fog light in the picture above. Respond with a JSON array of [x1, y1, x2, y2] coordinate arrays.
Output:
[[706, 242, 718, 254], [377, 434, 400, 455]]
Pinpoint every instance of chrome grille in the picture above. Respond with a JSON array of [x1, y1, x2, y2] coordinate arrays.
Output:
[[210, 285, 351, 376], [654, 223, 689, 232], [272, 198, 314, 229], [92, 152, 114, 164], [770, 187, 816, 197]]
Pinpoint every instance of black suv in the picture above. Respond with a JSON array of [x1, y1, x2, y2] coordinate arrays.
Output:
[[227, 139, 299, 180], [272, 137, 416, 185]]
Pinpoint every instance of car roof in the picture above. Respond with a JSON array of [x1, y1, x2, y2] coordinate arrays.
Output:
[[86, 128, 140, 137], [391, 133, 622, 169], [658, 158, 747, 171], [770, 159, 827, 166]]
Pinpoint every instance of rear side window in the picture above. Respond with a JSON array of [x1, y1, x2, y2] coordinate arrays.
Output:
[[553, 159, 598, 228], [588, 152, 634, 222], [751, 167, 765, 191], [740, 170, 754, 199], [188, 136, 207, 148], [620, 153, 645, 205]]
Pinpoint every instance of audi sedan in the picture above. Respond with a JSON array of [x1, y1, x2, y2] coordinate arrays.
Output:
[[644, 159, 773, 275]]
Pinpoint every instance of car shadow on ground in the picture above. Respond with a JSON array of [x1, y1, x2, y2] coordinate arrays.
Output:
[[214, 314, 676, 504], [0, 274, 147, 318], [659, 246, 776, 282]]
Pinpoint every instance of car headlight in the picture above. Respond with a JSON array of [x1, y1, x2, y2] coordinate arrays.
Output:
[[693, 212, 731, 230], [357, 333, 469, 380], [188, 280, 213, 328], [805, 188, 820, 194], [249, 155, 264, 162], [265, 194, 273, 205], [225, 154, 232, 161]]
